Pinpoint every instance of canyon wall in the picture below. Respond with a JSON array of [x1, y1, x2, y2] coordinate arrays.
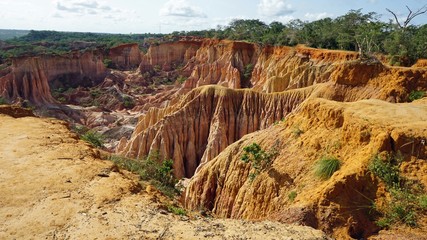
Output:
[[118, 85, 313, 178], [184, 97, 427, 238], [119, 40, 427, 179], [181, 39, 258, 89], [139, 40, 202, 73], [0, 51, 107, 105], [108, 43, 141, 70]]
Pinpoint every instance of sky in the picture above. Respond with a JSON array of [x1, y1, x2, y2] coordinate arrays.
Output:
[[0, 0, 426, 34]]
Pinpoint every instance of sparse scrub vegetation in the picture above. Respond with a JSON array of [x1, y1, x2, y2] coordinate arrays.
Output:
[[288, 191, 297, 202], [241, 142, 278, 181], [176, 75, 187, 84], [314, 156, 341, 180], [292, 125, 304, 138], [408, 90, 425, 102], [167, 205, 187, 216], [109, 152, 178, 198], [123, 96, 135, 109], [81, 130, 104, 148], [243, 63, 254, 80], [369, 152, 426, 228], [0, 97, 8, 105]]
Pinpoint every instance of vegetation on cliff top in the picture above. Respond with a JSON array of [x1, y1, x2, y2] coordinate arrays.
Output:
[[1, 8, 426, 66]]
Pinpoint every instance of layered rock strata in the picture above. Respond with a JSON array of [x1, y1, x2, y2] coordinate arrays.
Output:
[[0, 51, 107, 105], [109, 43, 141, 70], [184, 97, 427, 239], [118, 86, 313, 178]]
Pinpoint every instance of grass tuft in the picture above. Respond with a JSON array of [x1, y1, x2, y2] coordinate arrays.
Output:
[[314, 156, 341, 180], [81, 130, 104, 148]]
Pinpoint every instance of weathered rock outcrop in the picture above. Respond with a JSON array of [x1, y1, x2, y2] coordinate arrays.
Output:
[[184, 97, 427, 239], [118, 85, 313, 178], [119, 44, 427, 178], [139, 40, 202, 72], [0, 51, 107, 105], [109, 43, 141, 70], [251, 46, 359, 92], [181, 39, 258, 89]]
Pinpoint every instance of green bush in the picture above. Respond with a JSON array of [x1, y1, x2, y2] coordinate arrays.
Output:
[[419, 195, 427, 209], [288, 191, 297, 202], [369, 152, 425, 228], [314, 156, 341, 180], [103, 58, 113, 68], [176, 75, 187, 84], [0, 97, 8, 105], [241, 142, 278, 181], [292, 125, 304, 138], [109, 152, 178, 198], [167, 205, 187, 216], [123, 96, 135, 109], [408, 90, 425, 102], [243, 63, 254, 80], [368, 154, 401, 189], [81, 130, 104, 148]]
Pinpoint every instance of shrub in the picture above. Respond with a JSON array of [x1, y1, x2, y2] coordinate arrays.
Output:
[[288, 191, 297, 202], [176, 75, 187, 84], [123, 96, 135, 109], [167, 205, 187, 216], [0, 97, 8, 105], [408, 90, 425, 102], [292, 125, 304, 138], [81, 130, 104, 148], [243, 63, 254, 80], [103, 58, 113, 68], [419, 195, 427, 209], [368, 153, 401, 189], [241, 142, 278, 181], [314, 156, 341, 180], [109, 153, 178, 198], [369, 152, 425, 228]]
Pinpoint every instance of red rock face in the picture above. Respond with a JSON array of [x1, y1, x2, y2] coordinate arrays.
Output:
[[109, 43, 141, 70], [139, 40, 202, 73], [0, 51, 107, 105], [181, 39, 258, 90], [120, 40, 427, 180]]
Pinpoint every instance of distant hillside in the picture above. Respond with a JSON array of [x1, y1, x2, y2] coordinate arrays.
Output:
[[0, 29, 30, 40]]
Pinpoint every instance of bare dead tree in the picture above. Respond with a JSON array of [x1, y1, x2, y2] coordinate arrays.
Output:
[[386, 4, 427, 28]]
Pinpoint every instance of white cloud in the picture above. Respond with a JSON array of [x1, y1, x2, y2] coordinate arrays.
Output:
[[258, 0, 294, 17], [55, 0, 114, 15], [159, 0, 207, 18], [304, 12, 334, 21]]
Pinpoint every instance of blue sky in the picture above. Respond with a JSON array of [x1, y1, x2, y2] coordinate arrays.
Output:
[[0, 0, 426, 33]]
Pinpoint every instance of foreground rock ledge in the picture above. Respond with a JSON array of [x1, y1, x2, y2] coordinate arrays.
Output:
[[0, 111, 329, 239]]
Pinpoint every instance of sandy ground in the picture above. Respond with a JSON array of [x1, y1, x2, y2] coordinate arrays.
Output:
[[0, 113, 329, 240]]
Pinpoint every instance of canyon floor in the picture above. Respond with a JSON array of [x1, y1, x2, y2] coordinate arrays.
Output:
[[0, 108, 329, 240]]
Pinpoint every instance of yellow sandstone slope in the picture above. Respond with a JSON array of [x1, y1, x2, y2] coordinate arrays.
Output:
[[0, 107, 329, 240], [184, 97, 427, 239]]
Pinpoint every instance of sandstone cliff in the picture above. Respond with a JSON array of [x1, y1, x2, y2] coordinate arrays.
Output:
[[139, 40, 202, 73], [119, 46, 427, 178], [0, 51, 107, 105], [108, 43, 141, 70], [181, 39, 258, 90], [118, 86, 313, 178], [184, 97, 427, 239]]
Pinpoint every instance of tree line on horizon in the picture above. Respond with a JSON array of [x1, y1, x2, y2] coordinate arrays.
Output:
[[172, 9, 427, 66], [0, 8, 426, 66]]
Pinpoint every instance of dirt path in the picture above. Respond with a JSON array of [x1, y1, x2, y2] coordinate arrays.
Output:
[[0, 113, 329, 240]]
